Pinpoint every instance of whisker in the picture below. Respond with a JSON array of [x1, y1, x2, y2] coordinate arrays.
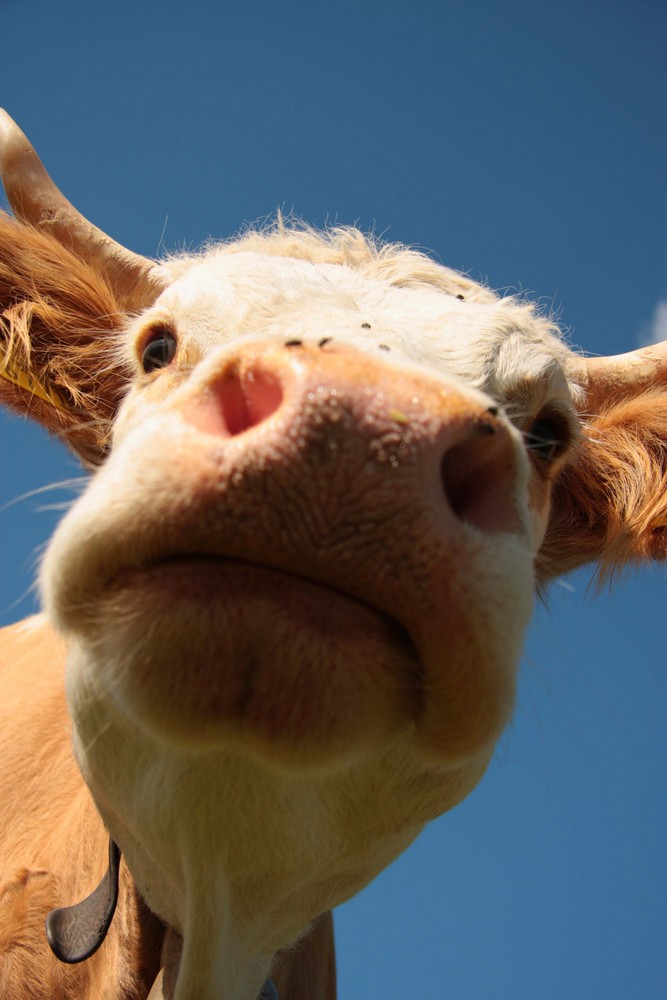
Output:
[[35, 500, 81, 514], [0, 477, 89, 513]]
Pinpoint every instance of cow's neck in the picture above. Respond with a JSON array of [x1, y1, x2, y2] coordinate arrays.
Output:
[[163, 885, 276, 1000], [147, 968, 277, 1000], [157, 920, 277, 1000]]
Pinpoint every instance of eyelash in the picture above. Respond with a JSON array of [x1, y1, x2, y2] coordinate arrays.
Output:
[[524, 411, 572, 464]]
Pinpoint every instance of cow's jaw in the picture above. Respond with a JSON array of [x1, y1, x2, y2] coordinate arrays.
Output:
[[67, 656, 489, 1000]]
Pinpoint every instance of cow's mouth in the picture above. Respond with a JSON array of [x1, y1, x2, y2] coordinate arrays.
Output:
[[92, 555, 422, 768]]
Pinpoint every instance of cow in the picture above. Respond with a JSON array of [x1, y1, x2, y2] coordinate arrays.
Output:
[[0, 109, 665, 1000]]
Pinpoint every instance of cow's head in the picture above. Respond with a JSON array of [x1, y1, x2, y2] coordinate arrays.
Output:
[[2, 111, 665, 997]]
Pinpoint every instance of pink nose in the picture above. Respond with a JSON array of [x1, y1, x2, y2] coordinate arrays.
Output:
[[181, 338, 526, 538]]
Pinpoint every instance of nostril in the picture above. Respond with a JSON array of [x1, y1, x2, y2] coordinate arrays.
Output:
[[440, 427, 520, 534], [185, 365, 284, 439], [220, 368, 283, 436]]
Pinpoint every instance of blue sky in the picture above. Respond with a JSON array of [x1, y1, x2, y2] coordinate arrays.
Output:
[[1, 1, 665, 996]]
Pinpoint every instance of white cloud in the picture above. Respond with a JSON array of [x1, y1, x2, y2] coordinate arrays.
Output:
[[651, 301, 667, 344], [638, 300, 667, 346]]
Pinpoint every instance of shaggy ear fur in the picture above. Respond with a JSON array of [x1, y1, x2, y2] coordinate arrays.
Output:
[[539, 390, 667, 580], [0, 212, 129, 466]]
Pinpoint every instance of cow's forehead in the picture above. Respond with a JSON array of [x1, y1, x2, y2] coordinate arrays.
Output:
[[141, 247, 575, 411]]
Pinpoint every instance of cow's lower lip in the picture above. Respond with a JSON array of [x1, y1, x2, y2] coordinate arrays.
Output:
[[97, 555, 422, 765], [115, 552, 416, 649], [152, 553, 408, 621]]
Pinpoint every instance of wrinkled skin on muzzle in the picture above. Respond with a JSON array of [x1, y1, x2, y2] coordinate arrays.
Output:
[[45, 337, 534, 771]]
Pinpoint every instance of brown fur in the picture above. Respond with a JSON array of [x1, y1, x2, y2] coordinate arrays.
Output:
[[0, 619, 145, 999], [539, 392, 667, 580], [0, 213, 128, 465]]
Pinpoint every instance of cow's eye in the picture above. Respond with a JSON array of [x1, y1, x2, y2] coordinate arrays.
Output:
[[525, 414, 569, 463], [141, 328, 177, 373]]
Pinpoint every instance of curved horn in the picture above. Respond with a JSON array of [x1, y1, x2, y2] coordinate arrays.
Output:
[[0, 110, 168, 311], [572, 341, 667, 410]]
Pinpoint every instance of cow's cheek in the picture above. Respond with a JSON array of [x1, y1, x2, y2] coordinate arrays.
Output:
[[404, 527, 533, 764]]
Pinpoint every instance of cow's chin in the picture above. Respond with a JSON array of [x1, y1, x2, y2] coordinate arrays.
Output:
[[69, 559, 420, 772]]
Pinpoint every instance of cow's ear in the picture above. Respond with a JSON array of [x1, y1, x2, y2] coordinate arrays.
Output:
[[538, 344, 667, 581], [0, 110, 168, 465], [0, 212, 128, 465]]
